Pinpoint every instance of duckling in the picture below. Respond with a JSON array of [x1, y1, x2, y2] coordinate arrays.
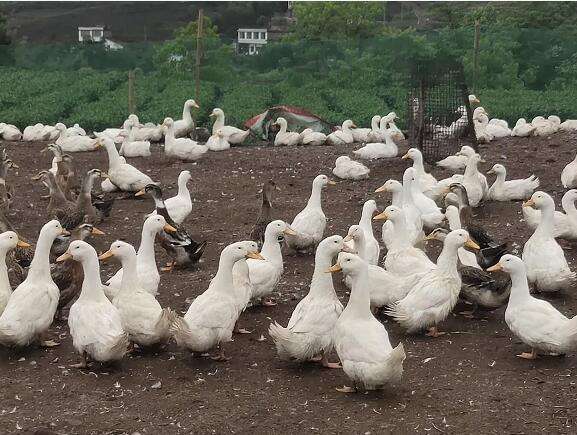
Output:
[[487, 164, 539, 201], [249, 180, 279, 247], [246, 220, 295, 306], [0, 232, 30, 315], [99, 241, 176, 347], [386, 229, 480, 337], [0, 220, 67, 347], [329, 252, 405, 392], [268, 235, 345, 367], [163, 117, 208, 161], [171, 241, 263, 360], [148, 170, 192, 225], [51, 224, 105, 320], [332, 156, 370, 180], [285, 175, 335, 253], [489, 254, 577, 360], [426, 228, 511, 316], [522, 192, 576, 292], [136, 184, 206, 270], [59, 240, 128, 368]]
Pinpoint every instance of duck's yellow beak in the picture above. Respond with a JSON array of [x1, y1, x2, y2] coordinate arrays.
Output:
[[91, 227, 105, 235], [327, 180, 337, 185], [465, 239, 480, 250], [98, 250, 114, 261], [424, 233, 437, 241], [17, 240, 31, 248], [487, 169, 495, 175], [326, 263, 342, 273], [487, 263, 502, 272], [61, 229, 70, 236], [373, 211, 388, 221], [523, 198, 535, 208], [163, 224, 177, 233], [343, 234, 353, 242], [375, 185, 387, 193], [283, 226, 297, 235], [401, 153, 410, 160], [193, 101, 200, 109], [246, 251, 265, 260], [56, 252, 72, 262], [135, 189, 146, 197]]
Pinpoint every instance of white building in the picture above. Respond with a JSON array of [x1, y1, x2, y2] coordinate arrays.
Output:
[[236, 28, 268, 55], [77, 26, 106, 43]]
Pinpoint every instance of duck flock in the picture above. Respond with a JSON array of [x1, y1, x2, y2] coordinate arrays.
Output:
[[1, 96, 577, 395]]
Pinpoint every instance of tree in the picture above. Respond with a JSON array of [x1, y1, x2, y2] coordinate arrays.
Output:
[[291, 2, 383, 40]]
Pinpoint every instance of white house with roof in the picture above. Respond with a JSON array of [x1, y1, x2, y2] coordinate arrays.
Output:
[[77, 26, 106, 42], [236, 28, 268, 55]]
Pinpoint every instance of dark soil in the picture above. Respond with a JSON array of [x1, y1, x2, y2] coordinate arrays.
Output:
[[1, 132, 577, 434]]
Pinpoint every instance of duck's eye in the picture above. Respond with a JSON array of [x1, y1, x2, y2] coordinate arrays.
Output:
[[334, 240, 338, 244]]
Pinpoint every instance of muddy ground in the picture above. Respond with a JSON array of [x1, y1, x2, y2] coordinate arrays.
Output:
[[0, 132, 577, 434]]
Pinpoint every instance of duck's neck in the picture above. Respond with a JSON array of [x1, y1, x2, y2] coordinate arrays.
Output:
[[138, 228, 157, 268], [182, 104, 193, 126], [535, 203, 554, 237], [48, 176, 68, 205], [104, 143, 122, 168], [358, 207, 374, 235], [261, 232, 283, 267], [412, 157, 425, 175], [391, 189, 402, 206], [401, 182, 417, 208], [446, 212, 462, 231], [127, 124, 137, 142], [77, 175, 95, 208], [508, 268, 532, 306], [279, 122, 287, 135], [213, 113, 225, 133], [436, 242, 459, 275], [164, 125, 175, 146], [119, 254, 139, 294], [177, 177, 190, 199], [342, 266, 371, 318], [371, 117, 380, 130], [309, 249, 337, 298], [78, 254, 105, 301], [0, 248, 10, 293], [493, 171, 506, 187], [389, 216, 411, 250], [562, 195, 577, 219], [306, 182, 323, 209], [211, 255, 236, 293], [464, 159, 478, 178], [353, 233, 368, 260], [28, 231, 54, 280]]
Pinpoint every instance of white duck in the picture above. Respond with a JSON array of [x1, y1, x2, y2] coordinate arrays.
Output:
[[522, 191, 576, 292], [171, 241, 263, 360], [60, 240, 128, 368], [522, 189, 577, 239], [106, 214, 175, 298], [444, 205, 481, 269], [173, 99, 200, 138], [148, 170, 193, 225], [22, 123, 53, 141], [346, 200, 380, 265], [273, 117, 301, 146], [384, 112, 404, 141], [332, 156, 370, 180], [488, 254, 577, 360], [462, 153, 486, 207], [560, 119, 577, 132], [532, 116, 559, 137], [0, 220, 66, 347], [55, 124, 99, 152], [330, 252, 405, 392], [396, 167, 426, 246], [387, 229, 478, 336], [561, 152, 577, 188], [285, 174, 334, 253], [100, 241, 175, 347], [246, 220, 295, 306], [511, 118, 535, 137], [98, 135, 156, 192], [351, 115, 381, 143], [0, 232, 29, 315], [486, 118, 511, 138], [375, 179, 404, 249], [435, 145, 476, 172], [268, 235, 345, 368], [407, 170, 444, 229], [0, 123, 22, 141], [353, 129, 398, 160], [299, 128, 327, 146], [402, 148, 437, 196], [210, 108, 250, 144], [374, 206, 433, 275], [119, 121, 151, 158], [326, 120, 355, 146], [487, 163, 539, 201], [127, 116, 163, 142], [163, 117, 207, 161], [206, 129, 230, 151]]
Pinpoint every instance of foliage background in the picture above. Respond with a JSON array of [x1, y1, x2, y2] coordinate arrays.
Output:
[[0, 2, 576, 132]]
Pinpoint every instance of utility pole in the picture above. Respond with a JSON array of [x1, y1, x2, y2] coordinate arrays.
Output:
[[195, 9, 204, 102], [473, 20, 480, 91], [128, 69, 136, 114]]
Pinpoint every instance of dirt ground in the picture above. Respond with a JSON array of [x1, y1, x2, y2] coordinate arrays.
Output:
[[1, 131, 577, 434]]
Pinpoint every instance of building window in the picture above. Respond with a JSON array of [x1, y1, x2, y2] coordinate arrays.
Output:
[[252, 32, 257, 39], [80, 30, 91, 41], [261, 32, 266, 40], [93, 29, 103, 39], [239, 31, 245, 39]]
